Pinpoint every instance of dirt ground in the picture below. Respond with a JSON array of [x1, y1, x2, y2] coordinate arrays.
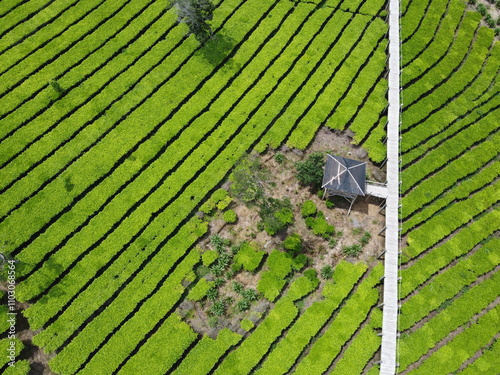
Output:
[[185, 126, 387, 337], [206, 127, 386, 268]]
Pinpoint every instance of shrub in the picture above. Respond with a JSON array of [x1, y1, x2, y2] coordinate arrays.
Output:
[[242, 288, 258, 302], [210, 300, 226, 316], [210, 234, 226, 253], [237, 299, 250, 312], [230, 244, 241, 255], [240, 319, 254, 331], [231, 263, 242, 273], [223, 209, 237, 224], [485, 14, 496, 27], [274, 152, 285, 164], [360, 231, 372, 246], [477, 4, 487, 16], [259, 197, 294, 235], [217, 195, 232, 210], [321, 265, 334, 280], [206, 287, 219, 301], [307, 216, 335, 238], [325, 200, 335, 209], [232, 282, 244, 294], [229, 154, 268, 204], [342, 244, 362, 257], [202, 250, 218, 266], [329, 238, 338, 248], [301, 200, 317, 217], [283, 233, 303, 254], [352, 227, 363, 236], [201, 189, 229, 214], [295, 152, 325, 189], [187, 279, 215, 301], [210, 263, 225, 276], [208, 316, 218, 327], [233, 242, 265, 272], [292, 254, 309, 270], [304, 268, 318, 282], [286, 274, 319, 301]]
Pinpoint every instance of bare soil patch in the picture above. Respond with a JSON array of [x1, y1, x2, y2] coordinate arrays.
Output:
[[182, 127, 387, 336]]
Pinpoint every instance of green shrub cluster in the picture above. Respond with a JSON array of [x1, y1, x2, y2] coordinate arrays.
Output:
[[5, 0, 286, 314], [171, 329, 241, 375], [282, 233, 302, 255], [112, 314, 197, 375], [400, 212, 500, 297], [254, 9, 353, 152], [320, 265, 333, 280], [187, 278, 215, 301], [214, 299, 298, 375], [0, 337, 24, 371], [399, 271, 500, 371], [229, 154, 268, 204], [305, 210, 335, 239], [405, 182, 500, 258], [233, 242, 265, 272], [458, 338, 500, 374], [285, 272, 319, 301], [301, 200, 317, 217], [45, 249, 201, 374], [259, 197, 294, 235], [285, 14, 388, 156], [328, 325, 381, 375], [223, 209, 237, 224], [27, 219, 205, 353], [232, 282, 259, 312], [402, 38, 499, 167], [402, 304, 500, 375], [403, 157, 500, 232], [399, 238, 500, 330], [255, 261, 370, 375], [202, 249, 218, 266], [258, 250, 294, 301], [240, 319, 254, 332], [200, 189, 231, 215], [293, 264, 383, 374], [401, 90, 498, 192]]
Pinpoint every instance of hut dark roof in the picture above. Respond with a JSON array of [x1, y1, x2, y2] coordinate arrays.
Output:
[[322, 154, 366, 197]]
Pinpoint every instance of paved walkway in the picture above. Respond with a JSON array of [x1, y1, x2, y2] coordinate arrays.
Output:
[[379, 0, 401, 373], [365, 183, 388, 198]]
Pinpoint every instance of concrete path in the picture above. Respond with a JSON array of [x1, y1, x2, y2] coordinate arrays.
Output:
[[379, 0, 401, 373], [365, 183, 388, 198]]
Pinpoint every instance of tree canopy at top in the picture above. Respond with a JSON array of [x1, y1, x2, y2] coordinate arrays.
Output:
[[174, 0, 215, 44]]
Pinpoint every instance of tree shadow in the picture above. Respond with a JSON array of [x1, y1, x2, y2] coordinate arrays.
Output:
[[198, 32, 239, 67]]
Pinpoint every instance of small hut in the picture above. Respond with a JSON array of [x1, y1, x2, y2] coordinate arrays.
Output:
[[322, 154, 366, 214]]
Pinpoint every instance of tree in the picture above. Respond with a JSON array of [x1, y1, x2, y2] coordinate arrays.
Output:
[[259, 197, 294, 235], [229, 154, 269, 205], [174, 0, 215, 44], [295, 152, 325, 190]]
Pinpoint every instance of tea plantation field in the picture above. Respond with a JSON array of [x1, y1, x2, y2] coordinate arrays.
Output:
[[0, 0, 498, 374]]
